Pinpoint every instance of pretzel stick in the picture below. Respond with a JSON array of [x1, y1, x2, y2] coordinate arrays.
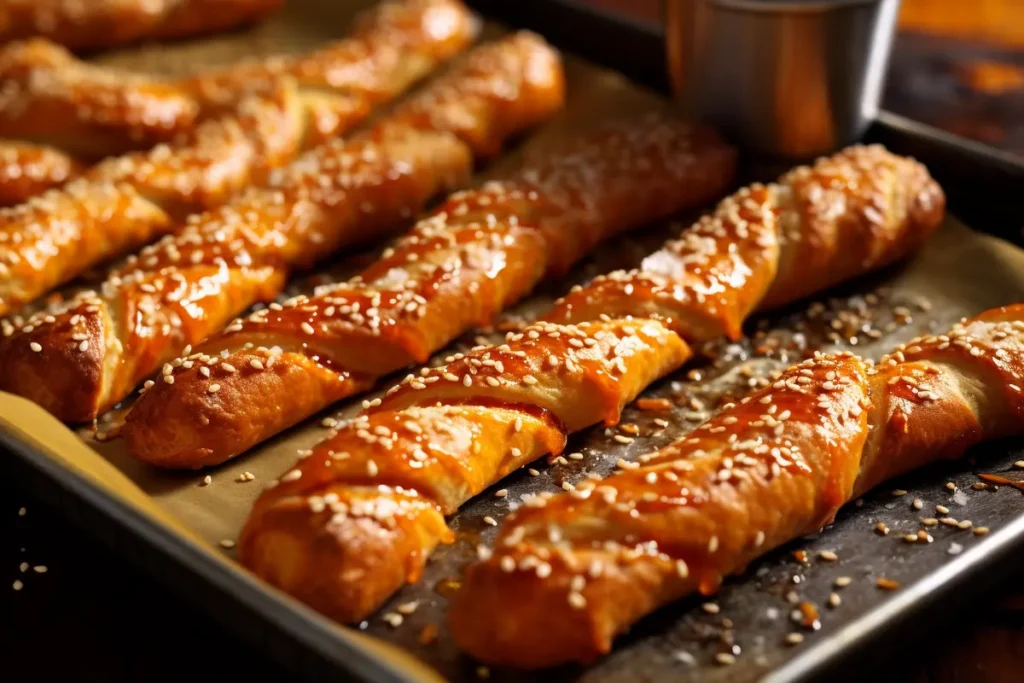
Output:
[[0, 32, 565, 422], [235, 145, 945, 625], [0, 0, 282, 51], [0, 0, 477, 196], [121, 113, 736, 468], [449, 304, 1024, 667], [0, 37, 200, 158], [0, 0, 478, 316], [0, 140, 83, 206]]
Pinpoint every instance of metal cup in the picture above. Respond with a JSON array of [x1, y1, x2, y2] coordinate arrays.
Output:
[[664, 0, 902, 158]]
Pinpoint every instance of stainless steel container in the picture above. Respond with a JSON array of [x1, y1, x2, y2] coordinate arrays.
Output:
[[664, 0, 902, 158]]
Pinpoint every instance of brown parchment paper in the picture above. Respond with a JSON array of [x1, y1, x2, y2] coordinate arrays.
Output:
[[12, 1, 1024, 681]]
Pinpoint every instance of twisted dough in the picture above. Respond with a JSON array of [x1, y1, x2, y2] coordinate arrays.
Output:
[[0, 0, 477, 194], [0, 0, 282, 50], [123, 113, 736, 468], [236, 146, 945, 625], [450, 305, 1024, 667], [0, 32, 565, 422], [0, 0, 478, 316]]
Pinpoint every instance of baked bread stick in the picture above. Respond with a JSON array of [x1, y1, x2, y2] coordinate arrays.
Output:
[[0, 0, 282, 51], [236, 145, 944, 624], [0, 33, 565, 422], [451, 304, 1024, 667], [123, 113, 736, 468], [0, 0, 478, 316]]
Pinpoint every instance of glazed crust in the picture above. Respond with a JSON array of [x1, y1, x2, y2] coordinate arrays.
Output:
[[546, 145, 946, 342], [237, 146, 945, 630], [123, 113, 735, 468], [0, 0, 282, 50], [0, 140, 83, 206], [0, 0, 479, 316], [239, 318, 692, 623], [0, 33, 566, 422], [0, 38, 200, 158], [450, 305, 1024, 668]]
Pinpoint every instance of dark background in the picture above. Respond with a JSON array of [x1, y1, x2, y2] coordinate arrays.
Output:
[[4, 1, 1024, 681]]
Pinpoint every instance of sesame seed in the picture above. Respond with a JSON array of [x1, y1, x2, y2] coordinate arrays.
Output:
[[494, 489, 508, 498], [936, 505, 950, 514], [702, 602, 720, 614], [827, 593, 841, 608], [207, 384, 221, 393], [715, 653, 736, 666], [891, 489, 907, 496], [396, 601, 419, 615], [945, 482, 957, 491], [12, 580, 23, 591], [957, 520, 973, 530], [199, 475, 212, 487], [876, 577, 901, 590], [912, 498, 923, 510], [250, 359, 264, 370], [382, 612, 403, 628], [785, 632, 804, 645], [903, 533, 918, 543], [18, 507, 25, 517], [708, 536, 719, 553], [367, 460, 379, 477], [32, 565, 47, 573], [29, 342, 41, 352], [939, 517, 959, 527], [834, 576, 852, 588], [1015, 461, 1024, 469], [974, 527, 990, 536], [79, 341, 88, 351], [483, 516, 497, 526], [613, 435, 633, 444], [818, 550, 838, 562], [219, 539, 236, 549], [921, 518, 939, 526], [281, 469, 302, 482], [163, 375, 175, 385], [875, 522, 889, 536], [301, 322, 315, 335], [528, 468, 539, 476], [568, 592, 587, 609]]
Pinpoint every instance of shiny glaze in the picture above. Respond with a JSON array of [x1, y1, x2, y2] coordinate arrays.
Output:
[[0, 141, 82, 206], [0, 0, 282, 50], [125, 112, 733, 467], [2, 27, 556, 422], [450, 305, 1024, 669], [0, 38, 199, 157]]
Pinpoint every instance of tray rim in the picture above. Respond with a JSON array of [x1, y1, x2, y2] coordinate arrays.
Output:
[[5, 2, 1024, 682]]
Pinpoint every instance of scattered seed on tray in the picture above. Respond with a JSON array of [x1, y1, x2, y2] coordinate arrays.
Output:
[[936, 505, 950, 514], [974, 527, 991, 536], [818, 550, 838, 562], [827, 593, 841, 608], [1015, 460, 1024, 469], [12, 580, 23, 591], [875, 522, 889, 536], [876, 577, 901, 590], [199, 475, 212, 487], [702, 602, 720, 615], [912, 498, 923, 510], [17, 507, 26, 517], [715, 653, 736, 666], [219, 539, 235, 549], [383, 612, 403, 628], [891, 489, 907, 496], [945, 482, 957, 491], [834, 576, 852, 588], [785, 632, 804, 646]]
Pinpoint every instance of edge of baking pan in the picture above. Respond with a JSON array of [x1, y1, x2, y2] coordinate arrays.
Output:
[[4, 3, 1024, 683], [0, 393, 436, 683]]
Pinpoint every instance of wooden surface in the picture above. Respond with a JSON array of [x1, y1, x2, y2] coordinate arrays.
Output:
[[4, 1, 1024, 682]]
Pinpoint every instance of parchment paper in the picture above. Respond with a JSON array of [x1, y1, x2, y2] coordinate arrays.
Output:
[[60, 2, 1024, 681]]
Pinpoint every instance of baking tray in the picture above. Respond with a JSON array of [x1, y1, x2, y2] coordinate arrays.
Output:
[[4, 2, 1024, 682]]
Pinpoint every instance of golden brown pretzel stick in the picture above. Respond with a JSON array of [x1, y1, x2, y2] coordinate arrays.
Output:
[[0, 0, 478, 316], [450, 305, 1024, 668], [123, 113, 736, 468], [0, 33, 565, 422], [0, 0, 477, 196], [0, 38, 200, 159], [0, 140, 83, 206], [235, 145, 945, 626], [0, 0, 282, 50]]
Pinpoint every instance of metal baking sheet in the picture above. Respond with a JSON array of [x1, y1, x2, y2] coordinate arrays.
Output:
[[4, 2, 1024, 683]]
